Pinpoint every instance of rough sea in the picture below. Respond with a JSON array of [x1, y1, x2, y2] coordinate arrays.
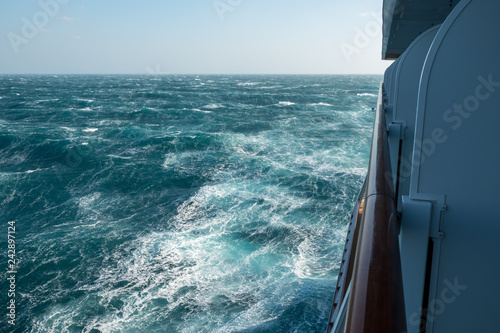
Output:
[[0, 75, 380, 333]]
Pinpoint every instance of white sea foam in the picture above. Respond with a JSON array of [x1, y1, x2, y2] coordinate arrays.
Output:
[[29, 170, 349, 332], [203, 104, 222, 109], [162, 153, 179, 169], [0, 168, 47, 178], [192, 108, 212, 113], [82, 128, 98, 132], [237, 82, 261, 86], [258, 85, 282, 89], [74, 220, 102, 228], [107, 154, 132, 160], [357, 93, 377, 97], [96, 119, 126, 126], [76, 98, 95, 103], [309, 102, 333, 106], [78, 193, 101, 210], [61, 223, 300, 332], [278, 101, 295, 106], [293, 235, 336, 279]]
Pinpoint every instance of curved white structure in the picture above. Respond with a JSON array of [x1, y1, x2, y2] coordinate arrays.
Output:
[[329, 1, 500, 332]]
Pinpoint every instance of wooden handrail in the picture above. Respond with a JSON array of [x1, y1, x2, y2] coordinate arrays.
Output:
[[343, 83, 407, 332]]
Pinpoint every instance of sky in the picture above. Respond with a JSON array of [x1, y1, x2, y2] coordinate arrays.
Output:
[[0, 0, 393, 74]]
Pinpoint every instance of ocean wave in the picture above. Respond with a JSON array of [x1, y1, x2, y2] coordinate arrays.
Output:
[[107, 154, 133, 160], [75, 98, 95, 103], [258, 85, 282, 89], [26, 168, 43, 174], [309, 102, 333, 106], [77, 192, 101, 211], [203, 104, 223, 109], [237, 82, 261, 86], [33, 98, 59, 104], [190, 108, 212, 113], [357, 92, 377, 97], [0, 168, 45, 177], [162, 153, 179, 169], [3, 74, 378, 333], [293, 236, 334, 278]]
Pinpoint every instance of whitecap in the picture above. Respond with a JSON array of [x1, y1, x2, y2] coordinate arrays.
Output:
[[203, 104, 222, 109], [310, 103, 333, 106], [278, 101, 295, 106], [75, 231, 268, 332], [77, 192, 101, 210], [259, 85, 281, 89], [292, 236, 333, 279], [162, 153, 179, 169], [237, 82, 261, 86], [107, 154, 132, 159], [76, 98, 95, 103], [357, 93, 377, 97], [192, 108, 212, 113], [309, 102, 333, 106], [74, 221, 101, 228], [82, 128, 98, 133], [33, 99, 53, 104]]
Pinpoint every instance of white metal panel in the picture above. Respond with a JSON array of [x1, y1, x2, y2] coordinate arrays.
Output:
[[411, 0, 500, 332], [400, 196, 432, 333], [391, 25, 440, 208]]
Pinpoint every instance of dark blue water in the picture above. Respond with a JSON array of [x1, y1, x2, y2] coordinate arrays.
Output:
[[0, 75, 379, 332]]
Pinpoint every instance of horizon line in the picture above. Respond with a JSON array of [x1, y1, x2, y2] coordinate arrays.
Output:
[[0, 73, 384, 76]]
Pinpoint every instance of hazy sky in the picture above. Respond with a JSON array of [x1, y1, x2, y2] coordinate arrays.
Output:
[[1, 0, 392, 74]]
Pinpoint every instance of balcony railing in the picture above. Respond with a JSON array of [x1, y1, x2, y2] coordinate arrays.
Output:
[[328, 83, 407, 332]]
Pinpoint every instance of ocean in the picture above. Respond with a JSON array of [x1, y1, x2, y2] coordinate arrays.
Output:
[[0, 74, 380, 333]]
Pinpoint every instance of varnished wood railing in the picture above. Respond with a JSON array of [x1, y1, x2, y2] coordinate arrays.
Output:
[[328, 83, 406, 332]]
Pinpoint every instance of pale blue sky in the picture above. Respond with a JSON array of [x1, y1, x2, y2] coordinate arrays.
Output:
[[1, 0, 392, 74]]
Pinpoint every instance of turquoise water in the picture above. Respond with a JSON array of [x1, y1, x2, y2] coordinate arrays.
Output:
[[0, 75, 379, 332]]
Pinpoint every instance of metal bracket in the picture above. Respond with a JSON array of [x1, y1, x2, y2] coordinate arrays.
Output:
[[388, 122, 407, 139], [431, 231, 444, 239], [407, 193, 447, 240]]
